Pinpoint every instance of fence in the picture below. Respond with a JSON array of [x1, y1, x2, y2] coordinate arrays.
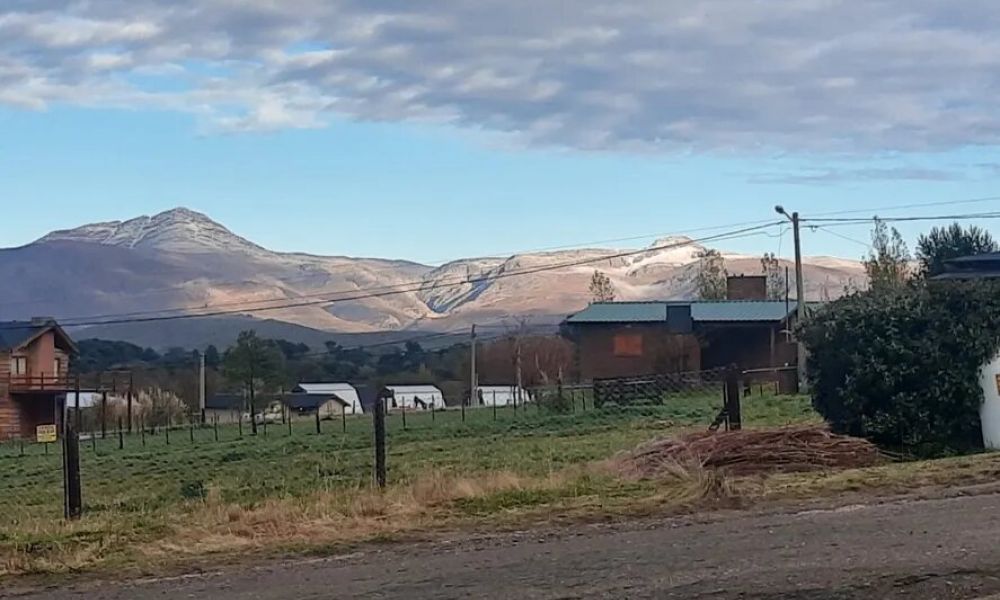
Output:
[[1, 368, 804, 528]]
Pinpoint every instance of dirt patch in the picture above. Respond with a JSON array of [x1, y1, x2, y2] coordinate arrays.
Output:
[[615, 426, 883, 477]]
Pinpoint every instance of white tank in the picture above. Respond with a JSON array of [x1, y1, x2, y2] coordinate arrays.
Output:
[[978, 351, 1000, 449]]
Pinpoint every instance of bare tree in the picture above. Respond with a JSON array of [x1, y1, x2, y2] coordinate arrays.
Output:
[[589, 270, 616, 302], [694, 249, 728, 300], [760, 253, 785, 300]]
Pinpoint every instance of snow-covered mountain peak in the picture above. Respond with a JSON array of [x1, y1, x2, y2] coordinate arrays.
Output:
[[38, 207, 269, 256]]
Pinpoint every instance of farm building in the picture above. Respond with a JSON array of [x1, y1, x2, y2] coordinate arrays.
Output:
[[203, 393, 246, 424], [384, 385, 446, 410], [477, 385, 532, 407], [0, 318, 75, 440], [293, 383, 363, 414], [283, 393, 347, 419], [564, 276, 798, 386]]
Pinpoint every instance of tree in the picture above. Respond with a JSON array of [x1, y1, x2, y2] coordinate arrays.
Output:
[[916, 223, 997, 278], [800, 280, 1000, 456], [864, 217, 910, 291], [760, 252, 785, 300], [589, 270, 616, 302], [203, 345, 221, 368], [694, 249, 727, 300], [222, 331, 285, 434]]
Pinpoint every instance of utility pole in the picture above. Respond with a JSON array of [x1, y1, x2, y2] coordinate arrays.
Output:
[[470, 324, 478, 408], [199, 351, 207, 424], [775, 206, 808, 392]]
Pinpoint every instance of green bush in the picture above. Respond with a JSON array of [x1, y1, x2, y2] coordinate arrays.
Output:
[[801, 281, 1000, 456]]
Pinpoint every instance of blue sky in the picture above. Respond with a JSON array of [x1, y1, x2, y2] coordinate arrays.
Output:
[[3, 1, 1000, 264]]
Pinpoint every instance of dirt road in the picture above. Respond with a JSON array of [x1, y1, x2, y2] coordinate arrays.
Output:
[[10, 492, 1000, 599]]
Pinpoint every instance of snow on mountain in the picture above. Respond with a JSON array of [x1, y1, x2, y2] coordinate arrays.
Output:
[[10, 207, 868, 340]]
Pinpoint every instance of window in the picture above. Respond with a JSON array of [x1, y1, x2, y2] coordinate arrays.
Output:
[[11, 356, 27, 376], [613, 333, 643, 357], [54, 358, 63, 376]]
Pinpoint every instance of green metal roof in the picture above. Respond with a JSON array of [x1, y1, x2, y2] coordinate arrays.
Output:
[[566, 301, 798, 324], [564, 302, 668, 323]]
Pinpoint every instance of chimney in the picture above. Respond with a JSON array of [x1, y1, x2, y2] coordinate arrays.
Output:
[[726, 275, 767, 301]]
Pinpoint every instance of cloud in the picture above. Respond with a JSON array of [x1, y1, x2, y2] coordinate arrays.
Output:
[[750, 167, 966, 185], [4, 1, 1000, 153]]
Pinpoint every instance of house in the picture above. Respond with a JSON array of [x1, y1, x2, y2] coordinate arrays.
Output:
[[477, 385, 532, 407], [384, 385, 446, 410], [293, 383, 363, 414], [203, 393, 246, 424], [563, 277, 798, 384], [933, 252, 1000, 279], [0, 318, 75, 440], [283, 393, 347, 419]]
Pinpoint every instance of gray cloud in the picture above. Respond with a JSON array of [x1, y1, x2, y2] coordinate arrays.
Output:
[[4, 1, 1000, 152], [750, 167, 966, 185]]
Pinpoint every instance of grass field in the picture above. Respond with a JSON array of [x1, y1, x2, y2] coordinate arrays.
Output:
[[0, 393, 821, 577]]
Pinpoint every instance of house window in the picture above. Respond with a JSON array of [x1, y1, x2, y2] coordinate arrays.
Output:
[[613, 333, 643, 357], [54, 358, 63, 376], [11, 356, 27, 376]]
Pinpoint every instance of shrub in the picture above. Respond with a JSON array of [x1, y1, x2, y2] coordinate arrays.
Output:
[[801, 281, 1000, 456]]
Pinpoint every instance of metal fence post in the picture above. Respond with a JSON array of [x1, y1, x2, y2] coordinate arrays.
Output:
[[342, 406, 347, 433], [315, 409, 321, 435], [118, 417, 124, 450], [214, 415, 219, 441]]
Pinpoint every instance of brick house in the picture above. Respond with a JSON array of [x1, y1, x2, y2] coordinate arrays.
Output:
[[0, 318, 75, 439]]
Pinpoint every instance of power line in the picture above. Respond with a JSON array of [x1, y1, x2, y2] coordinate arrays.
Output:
[[809, 226, 872, 249], [807, 195, 1000, 218], [801, 211, 1000, 224], [15, 222, 781, 330]]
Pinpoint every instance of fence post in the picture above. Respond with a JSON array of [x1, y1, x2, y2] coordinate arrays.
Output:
[[101, 391, 108, 439], [461, 393, 466, 423], [189, 418, 195, 444], [493, 391, 497, 421], [431, 402, 435, 422], [373, 395, 387, 490], [19, 439, 24, 457], [238, 413, 243, 438], [127, 373, 134, 434], [140, 419, 145, 447], [401, 402, 407, 430], [214, 415, 219, 442], [288, 409, 293, 436], [165, 423, 170, 445], [118, 417, 124, 450], [342, 406, 347, 433], [315, 409, 321, 435], [63, 420, 83, 520], [725, 368, 742, 431]]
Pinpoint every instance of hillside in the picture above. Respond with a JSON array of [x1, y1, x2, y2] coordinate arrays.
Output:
[[1, 207, 867, 346]]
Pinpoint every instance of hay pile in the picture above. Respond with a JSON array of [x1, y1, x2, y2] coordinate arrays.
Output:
[[616, 426, 883, 478]]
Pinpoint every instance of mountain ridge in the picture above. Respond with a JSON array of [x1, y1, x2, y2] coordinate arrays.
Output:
[[3, 207, 867, 346]]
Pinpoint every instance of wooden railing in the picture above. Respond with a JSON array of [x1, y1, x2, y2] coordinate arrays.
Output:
[[7, 374, 72, 392]]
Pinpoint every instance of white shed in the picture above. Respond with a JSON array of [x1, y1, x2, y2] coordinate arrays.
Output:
[[385, 385, 446, 410], [477, 386, 532, 407], [294, 383, 364, 414]]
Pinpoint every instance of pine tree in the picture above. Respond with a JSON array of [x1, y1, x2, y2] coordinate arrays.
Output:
[[916, 223, 997, 278]]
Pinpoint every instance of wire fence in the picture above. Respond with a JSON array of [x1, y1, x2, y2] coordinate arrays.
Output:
[[1, 367, 808, 529]]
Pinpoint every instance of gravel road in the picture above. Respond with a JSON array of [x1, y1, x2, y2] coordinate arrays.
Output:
[[9, 492, 1000, 599]]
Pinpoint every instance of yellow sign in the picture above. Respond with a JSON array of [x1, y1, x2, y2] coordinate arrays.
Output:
[[36, 424, 57, 444]]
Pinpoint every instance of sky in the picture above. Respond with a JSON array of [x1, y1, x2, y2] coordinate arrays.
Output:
[[3, 1, 1000, 265]]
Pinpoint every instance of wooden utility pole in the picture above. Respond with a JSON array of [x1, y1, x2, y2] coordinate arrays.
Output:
[[791, 211, 807, 392]]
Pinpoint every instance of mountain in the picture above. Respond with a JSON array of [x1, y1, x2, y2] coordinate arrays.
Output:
[[0, 207, 867, 348]]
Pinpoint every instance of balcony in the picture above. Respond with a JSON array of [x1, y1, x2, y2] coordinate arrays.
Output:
[[7, 374, 72, 393]]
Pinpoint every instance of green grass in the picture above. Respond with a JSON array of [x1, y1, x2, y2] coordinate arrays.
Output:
[[0, 394, 816, 577]]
